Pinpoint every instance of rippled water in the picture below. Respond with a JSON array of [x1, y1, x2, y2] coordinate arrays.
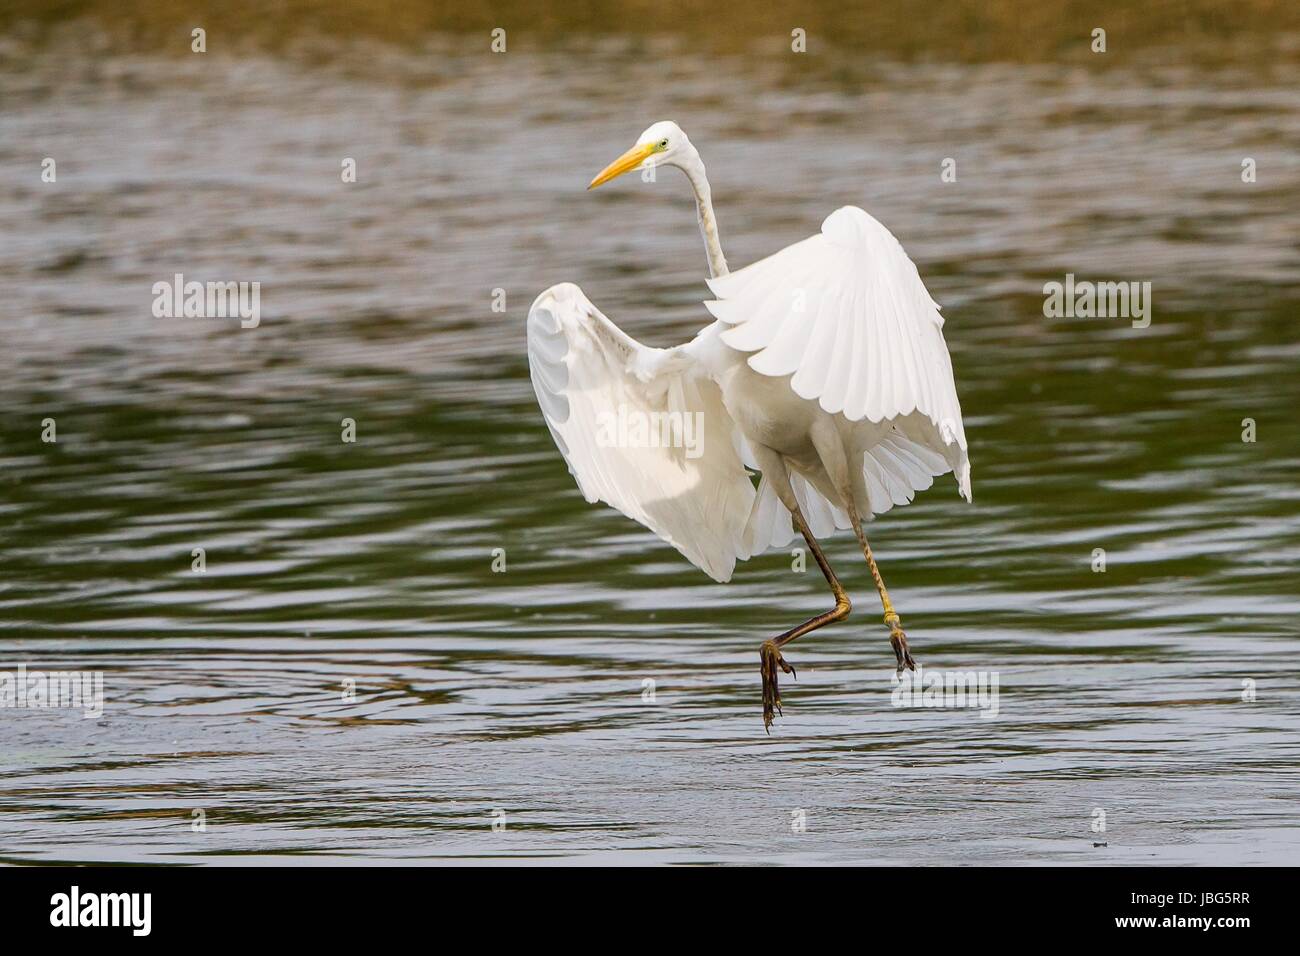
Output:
[[1, 26, 1299, 864]]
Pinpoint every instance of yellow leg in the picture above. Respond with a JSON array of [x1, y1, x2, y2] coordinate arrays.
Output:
[[846, 504, 915, 674]]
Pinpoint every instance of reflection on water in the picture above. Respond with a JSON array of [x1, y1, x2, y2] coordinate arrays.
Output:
[[1, 21, 1299, 864]]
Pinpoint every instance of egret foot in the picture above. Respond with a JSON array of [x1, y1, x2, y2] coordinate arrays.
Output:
[[759, 639, 796, 733], [886, 613, 916, 675]]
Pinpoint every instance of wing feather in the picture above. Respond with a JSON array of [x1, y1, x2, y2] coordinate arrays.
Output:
[[527, 283, 755, 582], [706, 205, 971, 503]]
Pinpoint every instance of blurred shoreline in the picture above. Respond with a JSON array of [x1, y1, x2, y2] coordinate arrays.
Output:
[[3, 0, 1298, 64]]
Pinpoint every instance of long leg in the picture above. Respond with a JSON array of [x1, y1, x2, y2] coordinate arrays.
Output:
[[749, 445, 852, 732], [806, 421, 917, 676], [759, 509, 853, 731], [844, 501, 916, 675]]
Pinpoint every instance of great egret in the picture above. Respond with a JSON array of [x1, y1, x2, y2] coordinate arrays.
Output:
[[527, 121, 971, 731]]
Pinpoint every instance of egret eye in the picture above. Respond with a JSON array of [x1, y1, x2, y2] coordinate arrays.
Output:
[[658, 138, 669, 149]]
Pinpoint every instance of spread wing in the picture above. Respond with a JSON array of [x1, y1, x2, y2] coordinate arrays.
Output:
[[527, 282, 755, 582], [704, 205, 971, 501]]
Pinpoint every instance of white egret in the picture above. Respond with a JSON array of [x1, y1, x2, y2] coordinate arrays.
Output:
[[527, 121, 971, 731]]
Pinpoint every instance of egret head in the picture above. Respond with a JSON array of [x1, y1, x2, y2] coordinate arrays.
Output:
[[588, 120, 696, 189]]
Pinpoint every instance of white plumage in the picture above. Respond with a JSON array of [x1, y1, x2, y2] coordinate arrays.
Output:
[[528, 205, 971, 583], [527, 283, 754, 582], [707, 206, 971, 502]]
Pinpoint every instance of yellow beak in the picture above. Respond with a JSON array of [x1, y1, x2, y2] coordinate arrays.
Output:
[[588, 142, 657, 189]]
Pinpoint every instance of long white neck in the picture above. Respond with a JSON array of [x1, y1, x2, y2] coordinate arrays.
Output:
[[682, 154, 728, 278]]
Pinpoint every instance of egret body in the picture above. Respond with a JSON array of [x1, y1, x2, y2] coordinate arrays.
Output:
[[528, 121, 972, 730]]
